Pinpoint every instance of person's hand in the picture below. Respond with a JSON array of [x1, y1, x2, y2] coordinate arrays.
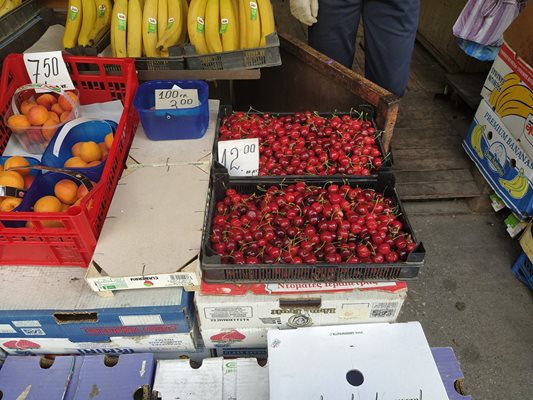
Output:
[[290, 0, 319, 26]]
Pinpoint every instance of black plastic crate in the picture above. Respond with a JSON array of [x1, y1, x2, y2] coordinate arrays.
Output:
[[64, 28, 110, 57], [184, 32, 281, 70], [212, 105, 393, 182], [201, 173, 425, 283], [0, 0, 42, 44]]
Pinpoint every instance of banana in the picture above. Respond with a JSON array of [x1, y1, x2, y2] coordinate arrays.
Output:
[[63, 0, 83, 48], [111, 0, 128, 57], [88, 0, 112, 43], [257, 0, 274, 47], [499, 168, 529, 199], [156, 0, 183, 53], [220, 0, 238, 52], [178, 0, 189, 44], [127, 0, 143, 57], [188, 0, 209, 55], [77, 0, 97, 46], [0, 0, 18, 17], [242, 0, 260, 49], [143, 0, 160, 57], [205, 0, 223, 53], [157, 0, 168, 43], [237, 0, 246, 49], [470, 123, 485, 159]]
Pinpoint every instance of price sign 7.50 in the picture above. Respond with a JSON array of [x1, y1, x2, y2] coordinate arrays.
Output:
[[218, 138, 259, 177], [23, 51, 75, 92]]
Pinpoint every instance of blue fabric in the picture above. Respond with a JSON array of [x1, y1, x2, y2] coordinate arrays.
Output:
[[308, 0, 420, 97], [456, 38, 499, 61]]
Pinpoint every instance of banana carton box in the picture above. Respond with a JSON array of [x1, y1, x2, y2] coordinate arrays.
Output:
[[480, 4, 532, 147], [464, 99, 533, 218]]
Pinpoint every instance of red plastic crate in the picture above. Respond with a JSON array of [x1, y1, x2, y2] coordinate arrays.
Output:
[[0, 54, 139, 267]]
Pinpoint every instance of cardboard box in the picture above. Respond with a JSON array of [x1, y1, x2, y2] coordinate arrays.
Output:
[[480, 5, 533, 146], [0, 266, 194, 342], [196, 281, 407, 331], [432, 347, 473, 400], [463, 99, 533, 217], [72, 353, 155, 399], [214, 347, 268, 359], [0, 355, 80, 400], [0, 333, 198, 356], [86, 162, 209, 292], [153, 357, 268, 400], [267, 322, 449, 400], [202, 328, 268, 349]]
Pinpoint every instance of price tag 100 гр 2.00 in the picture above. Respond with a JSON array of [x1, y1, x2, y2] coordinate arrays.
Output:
[[154, 89, 199, 110], [23, 51, 75, 93], [218, 138, 259, 177]]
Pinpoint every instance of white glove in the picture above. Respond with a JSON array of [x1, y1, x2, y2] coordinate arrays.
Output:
[[290, 0, 319, 26]]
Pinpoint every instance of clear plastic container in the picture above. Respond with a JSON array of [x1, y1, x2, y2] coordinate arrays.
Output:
[[4, 83, 80, 154], [133, 80, 209, 140]]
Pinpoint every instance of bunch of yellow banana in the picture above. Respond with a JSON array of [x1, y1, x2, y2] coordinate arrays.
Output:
[[0, 0, 22, 18], [187, 0, 275, 55], [63, 0, 112, 48], [489, 72, 533, 119], [111, 0, 187, 58], [499, 168, 529, 199], [470, 123, 485, 159]]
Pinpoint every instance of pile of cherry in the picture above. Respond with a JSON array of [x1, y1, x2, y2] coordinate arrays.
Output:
[[210, 182, 417, 265], [218, 111, 384, 176]]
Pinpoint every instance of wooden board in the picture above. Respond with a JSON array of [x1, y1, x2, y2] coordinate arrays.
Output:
[[445, 73, 486, 109]]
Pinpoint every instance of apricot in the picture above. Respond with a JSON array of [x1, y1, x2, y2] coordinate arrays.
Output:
[[47, 111, 60, 123], [0, 171, 24, 190], [104, 133, 114, 150], [0, 197, 22, 212], [27, 105, 49, 126], [42, 119, 58, 141], [36, 94, 57, 110], [51, 103, 64, 117], [7, 114, 31, 133], [58, 92, 78, 112], [79, 141, 102, 163], [34, 195, 62, 213], [98, 142, 109, 159], [64, 156, 88, 168], [60, 111, 72, 123], [20, 100, 37, 115], [71, 142, 83, 157], [54, 179, 78, 205], [4, 156, 30, 176]]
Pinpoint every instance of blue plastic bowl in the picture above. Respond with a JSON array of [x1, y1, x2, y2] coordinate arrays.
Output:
[[133, 80, 209, 140], [41, 119, 118, 182]]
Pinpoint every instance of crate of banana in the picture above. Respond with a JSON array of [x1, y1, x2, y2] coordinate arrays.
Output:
[[62, 0, 112, 56], [183, 0, 281, 70], [0, 0, 40, 45], [108, 0, 186, 70]]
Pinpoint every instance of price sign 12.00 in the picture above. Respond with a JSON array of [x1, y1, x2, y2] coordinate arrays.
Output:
[[23, 51, 75, 92], [218, 138, 259, 177]]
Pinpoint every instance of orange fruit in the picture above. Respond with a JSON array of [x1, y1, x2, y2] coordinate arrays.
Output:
[[54, 179, 78, 205], [0, 171, 24, 190], [76, 181, 95, 199], [60, 111, 72, 123], [47, 111, 60, 123], [7, 114, 31, 133], [98, 142, 109, 159], [34, 195, 62, 212], [64, 156, 88, 168], [0, 197, 22, 212], [79, 141, 102, 163], [4, 156, 30, 176], [42, 119, 58, 141], [71, 142, 83, 157], [51, 103, 64, 117], [23, 174, 35, 190], [27, 105, 49, 126], [104, 133, 114, 150], [20, 100, 37, 115], [36, 94, 57, 110], [58, 92, 78, 112]]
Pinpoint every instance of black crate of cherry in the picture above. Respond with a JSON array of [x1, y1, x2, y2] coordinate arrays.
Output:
[[213, 107, 391, 180], [201, 173, 425, 283]]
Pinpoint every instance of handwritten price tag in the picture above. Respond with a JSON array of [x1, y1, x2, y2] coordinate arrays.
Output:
[[218, 138, 259, 176], [154, 89, 199, 110], [23, 51, 75, 93]]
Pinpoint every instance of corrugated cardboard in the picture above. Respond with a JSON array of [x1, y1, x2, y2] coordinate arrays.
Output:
[[480, 4, 532, 147], [196, 281, 407, 331], [0, 266, 194, 342], [268, 322, 449, 400], [87, 162, 210, 292], [0, 355, 78, 400], [72, 353, 155, 399]]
